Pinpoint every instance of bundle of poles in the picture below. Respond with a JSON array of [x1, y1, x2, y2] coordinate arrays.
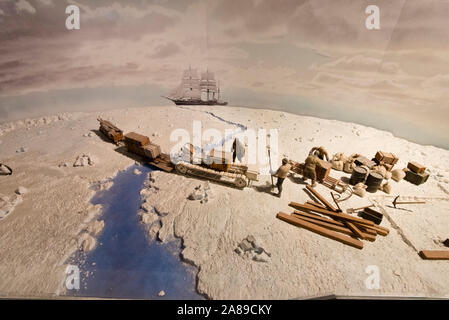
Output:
[[276, 185, 389, 250]]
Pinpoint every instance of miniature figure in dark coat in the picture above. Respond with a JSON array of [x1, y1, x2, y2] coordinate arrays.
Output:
[[303, 155, 319, 187], [272, 158, 291, 197]]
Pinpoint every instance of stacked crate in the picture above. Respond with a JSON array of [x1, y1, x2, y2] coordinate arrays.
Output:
[[124, 132, 160, 160], [98, 118, 124, 143], [404, 161, 429, 185], [143, 144, 161, 160], [374, 151, 399, 171], [375, 151, 399, 165], [316, 159, 332, 182]]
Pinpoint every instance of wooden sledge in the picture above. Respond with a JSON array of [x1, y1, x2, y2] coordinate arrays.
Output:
[[148, 153, 174, 173], [98, 118, 124, 143], [322, 176, 349, 193]]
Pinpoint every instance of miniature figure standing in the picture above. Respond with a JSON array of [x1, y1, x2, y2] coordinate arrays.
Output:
[[309, 146, 329, 161], [303, 155, 319, 187], [272, 158, 291, 197]]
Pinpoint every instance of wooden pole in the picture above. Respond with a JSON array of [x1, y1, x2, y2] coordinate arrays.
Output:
[[345, 221, 366, 240], [353, 222, 389, 237], [294, 209, 378, 237], [289, 202, 375, 226], [305, 185, 337, 212], [293, 209, 341, 224], [277, 212, 364, 249], [267, 145, 274, 188], [419, 250, 449, 260], [305, 201, 326, 209], [292, 212, 375, 242]]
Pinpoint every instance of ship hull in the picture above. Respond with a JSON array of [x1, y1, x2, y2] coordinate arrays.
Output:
[[171, 99, 228, 106]]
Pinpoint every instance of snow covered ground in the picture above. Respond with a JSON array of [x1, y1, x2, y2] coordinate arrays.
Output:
[[0, 105, 448, 298]]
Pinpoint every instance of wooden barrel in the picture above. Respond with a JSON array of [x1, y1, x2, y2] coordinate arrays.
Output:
[[366, 171, 383, 193], [350, 166, 368, 185]]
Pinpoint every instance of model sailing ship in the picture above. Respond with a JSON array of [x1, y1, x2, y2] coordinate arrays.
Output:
[[164, 67, 228, 106]]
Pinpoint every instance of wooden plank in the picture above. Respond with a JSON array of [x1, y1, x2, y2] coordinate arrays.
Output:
[[148, 157, 174, 172], [294, 208, 378, 237], [293, 210, 346, 227], [305, 201, 326, 209], [276, 212, 364, 249], [292, 212, 375, 242], [345, 221, 366, 240], [354, 224, 377, 236], [150, 162, 174, 172], [289, 202, 375, 226], [305, 185, 337, 211], [419, 250, 449, 260], [352, 222, 389, 237]]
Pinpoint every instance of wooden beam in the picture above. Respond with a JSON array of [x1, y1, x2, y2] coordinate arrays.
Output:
[[276, 212, 364, 249], [352, 222, 389, 237], [305, 185, 337, 212], [294, 208, 379, 237], [354, 224, 377, 236], [295, 207, 380, 237], [419, 250, 449, 260], [293, 210, 346, 227], [292, 212, 375, 242], [289, 202, 375, 226], [305, 200, 326, 209], [345, 221, 366, 240]]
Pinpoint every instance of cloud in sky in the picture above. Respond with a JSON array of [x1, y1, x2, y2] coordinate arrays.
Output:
[[15, 0, 35, 14], [0, 0, 448, 143], [150, 43, 180, 59]]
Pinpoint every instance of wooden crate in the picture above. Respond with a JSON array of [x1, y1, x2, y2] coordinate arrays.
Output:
[[143, 143, 161, 160], [407, 161, 426, 174], [375, 151, 399, 165], [124, 132, 150, 147], [316, 159, 332, 182], [126, 144, 146, 158], [383, 163, 394, 172], [99, 126, 123, 143], [98, 118, 124, 143], [404, 168, 429, 185]]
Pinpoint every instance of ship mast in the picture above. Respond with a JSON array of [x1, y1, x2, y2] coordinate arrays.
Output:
[[200, 69, 216, 102], [217, 79, 220, 101], [165, 67, 227, 105], [189, 65, 192, 90], [170, 67, 200, 101], [206, 68, 209, 102]]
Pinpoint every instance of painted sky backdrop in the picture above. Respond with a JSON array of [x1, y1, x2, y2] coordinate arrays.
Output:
[[0, 0, 448, 148]]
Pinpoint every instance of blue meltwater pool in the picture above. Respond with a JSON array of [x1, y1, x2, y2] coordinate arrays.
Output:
[[66, 164, 203, 299]]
